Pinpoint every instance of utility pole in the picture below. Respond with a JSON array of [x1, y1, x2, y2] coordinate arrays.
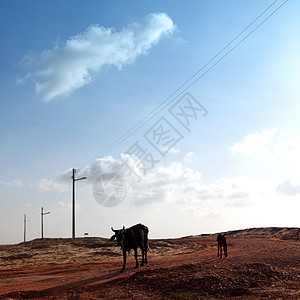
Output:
[[24, 214, 26, 243], [71, 168, 86, 239], [41, 207, 50, 239]]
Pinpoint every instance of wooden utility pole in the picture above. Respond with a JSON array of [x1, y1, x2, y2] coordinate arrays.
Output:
[[72, 168, 75, 239], [23, 214, 26, 242], [41, 207, 50, 239], [71, 168, 86, 239]]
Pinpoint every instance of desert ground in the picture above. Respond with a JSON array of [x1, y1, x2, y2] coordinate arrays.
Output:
[[0, 227, 299, 299]]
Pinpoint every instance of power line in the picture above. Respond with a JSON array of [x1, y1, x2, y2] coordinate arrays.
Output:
[[0, 0, 289, 221], [78, 0, 288, 169], [40, 187, 69, 214]]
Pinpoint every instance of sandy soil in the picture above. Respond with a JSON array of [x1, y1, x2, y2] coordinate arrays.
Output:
[[0, 227, 299, 299]]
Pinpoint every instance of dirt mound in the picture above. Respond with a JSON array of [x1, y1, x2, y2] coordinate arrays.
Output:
[[2, 261, 299, 299], [108, 262, 291, 299], [0, 237, 198, 271], [224, 227, 300, 240], [0, 237, 120, 271]]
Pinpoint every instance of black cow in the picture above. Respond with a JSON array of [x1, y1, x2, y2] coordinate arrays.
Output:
[[217, 233, 228, 259], [110, 223, 149, 272]]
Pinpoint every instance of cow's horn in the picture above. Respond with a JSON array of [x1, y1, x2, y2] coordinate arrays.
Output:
[[122, 226, 125, 230], [111, 227, 116, 232]]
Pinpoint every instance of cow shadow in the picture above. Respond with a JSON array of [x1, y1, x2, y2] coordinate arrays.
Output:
[[39, 269, 122, 293]]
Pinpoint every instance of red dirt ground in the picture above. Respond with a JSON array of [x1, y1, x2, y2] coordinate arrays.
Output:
[[0, 227, 299, 299]]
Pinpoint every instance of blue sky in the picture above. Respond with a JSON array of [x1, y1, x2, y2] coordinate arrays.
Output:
[[0, 0, 299, 244]]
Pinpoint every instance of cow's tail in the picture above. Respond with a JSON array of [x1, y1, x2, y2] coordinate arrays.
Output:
[[144, 225, 151, 253], [147, 242, 151, 253]]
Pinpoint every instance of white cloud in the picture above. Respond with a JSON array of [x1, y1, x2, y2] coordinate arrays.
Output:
[[54, 155, 255, 207], [67, 157, 203, 206], [58, 201, 71, 208], [202, 211, 221, 219], [169, 147, 180, 154], [59, 155, 129, 184], [227, 191, 249, 199], [277, 179, 300, 196], [230, 128, 277, 156], [0, 178, 24, 187], [274, 137, 300, 159], [183, 206, 197, 214], [129, 161, 203, 205], [226, 199, 253, 207], [193, 177, 250, 202], [16, 73, 31, 85], [18, 13, 175, 101], [36, 178, 69, 193], [183, 152, 194, 162]]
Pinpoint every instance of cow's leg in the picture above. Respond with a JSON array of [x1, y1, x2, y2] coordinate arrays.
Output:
[[141, 246, 145, 266], [134, 248, 139, 269], [121, 250, 126, 272], [224, 244, 228, 258], [220, 246, 222, 259], [217, 244, 220, 258], [145, 242, 148, 264]]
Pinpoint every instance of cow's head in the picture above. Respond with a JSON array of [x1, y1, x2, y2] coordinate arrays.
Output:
[[217, 233, 226, 242], [110, 226, 125, 248]]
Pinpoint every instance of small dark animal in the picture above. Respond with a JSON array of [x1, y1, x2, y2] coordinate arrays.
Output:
[[217, 233, 227, 259], [110, 223, 149, 272]]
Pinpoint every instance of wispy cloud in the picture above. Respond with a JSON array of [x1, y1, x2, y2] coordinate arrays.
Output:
[[226, 198, 253, 208], [36, 178, 69, 193], [277, 179, 300, 196], [0, 178, 24, 187], [183, 152, 194, 162], [230, 128, 277, 156], [18, 13, 175, 101], [274, 137, 300, 158], [169, 147, 180, 154]]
